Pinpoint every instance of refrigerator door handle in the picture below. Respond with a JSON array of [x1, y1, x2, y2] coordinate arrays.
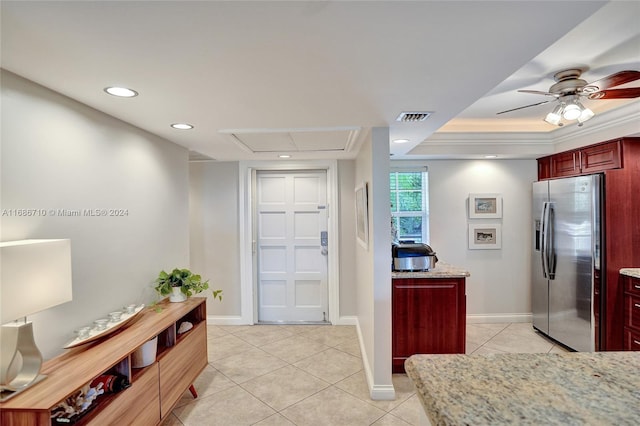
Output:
[[540, 202, 549, 279], [547, 202, 556, 280]]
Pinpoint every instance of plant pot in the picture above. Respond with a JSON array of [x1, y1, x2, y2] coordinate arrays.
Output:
[[131, 336, 158, 368], [169, 286, 187, 303]]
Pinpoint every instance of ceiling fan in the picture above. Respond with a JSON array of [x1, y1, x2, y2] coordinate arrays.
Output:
[[497, 69, 640, 126]]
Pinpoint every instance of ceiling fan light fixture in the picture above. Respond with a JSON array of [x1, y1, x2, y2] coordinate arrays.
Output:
[[562, 102, 582, 120], [544, 104, 563, 126], [578, 107, 594, 123]]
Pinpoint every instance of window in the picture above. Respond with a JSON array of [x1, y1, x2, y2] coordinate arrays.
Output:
[[390, 170, 429, 243]]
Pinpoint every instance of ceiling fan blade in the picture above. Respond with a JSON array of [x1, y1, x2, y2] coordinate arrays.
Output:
[[517, 89, 557, 97], [496, 100, 551, 115], [587, 87, 640, 100], [584, 70, 640, 91]]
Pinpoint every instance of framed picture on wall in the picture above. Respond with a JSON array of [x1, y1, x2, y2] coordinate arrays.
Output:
[[355, 182, 369, 249], [468, 223, 502, 250], [469, 193, 502, 218]]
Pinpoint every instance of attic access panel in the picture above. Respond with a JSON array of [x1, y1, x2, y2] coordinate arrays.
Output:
[[229, 128, 361, 153]]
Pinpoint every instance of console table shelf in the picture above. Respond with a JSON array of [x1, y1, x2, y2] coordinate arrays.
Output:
[[0, 297, 207, 426]]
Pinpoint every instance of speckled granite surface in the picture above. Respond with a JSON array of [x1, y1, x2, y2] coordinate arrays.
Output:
[[620, 268, 640, 279], [391, 262, 470, 279], [406, 352, 640, 425]]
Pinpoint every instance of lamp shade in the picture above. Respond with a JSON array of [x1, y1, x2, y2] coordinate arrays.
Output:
[[1, 239, 73, 324]]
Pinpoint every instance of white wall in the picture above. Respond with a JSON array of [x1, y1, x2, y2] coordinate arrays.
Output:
[[354, 128, 394, 400], [426, 159, 538, 321], [1, 70, 189, 359], [337, 160, 357, 316], [189, 161, 240, 317]]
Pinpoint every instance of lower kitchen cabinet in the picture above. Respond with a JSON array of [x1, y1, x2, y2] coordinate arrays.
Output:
[[623, 273, 640, 351], [392, 277, 466, 373]]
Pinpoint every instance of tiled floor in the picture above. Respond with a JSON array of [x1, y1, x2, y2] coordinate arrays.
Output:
[[162, 322, 568, 426]]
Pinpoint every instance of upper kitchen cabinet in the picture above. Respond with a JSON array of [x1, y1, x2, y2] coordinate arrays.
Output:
[[538, 138, 626, 180]]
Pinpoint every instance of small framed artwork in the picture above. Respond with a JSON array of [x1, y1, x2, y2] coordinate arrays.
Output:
[[469, 193, 502, 219], [355, 182, 369, 249], [468, 224, 502, 250]]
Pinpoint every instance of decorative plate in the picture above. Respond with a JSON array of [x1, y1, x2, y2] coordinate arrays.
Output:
[[63, 304, 145, 349]]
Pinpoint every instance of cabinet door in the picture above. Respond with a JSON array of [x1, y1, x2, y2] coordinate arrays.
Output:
[[624, 328, 640, 350], [392, 278, 465, 373], [580, 140, 622, 174], [158, 321, 207, 419], [550, 150, 580, 177], [537, 157, 551, 180]]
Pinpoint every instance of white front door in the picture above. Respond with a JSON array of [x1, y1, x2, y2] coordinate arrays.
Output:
[[256, 170, 328, 323]]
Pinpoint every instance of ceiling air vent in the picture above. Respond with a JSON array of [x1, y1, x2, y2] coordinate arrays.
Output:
[[396, 111, 432, 122]]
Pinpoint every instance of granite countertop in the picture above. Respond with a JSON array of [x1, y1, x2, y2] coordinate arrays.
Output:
[[405, 352, 640, 425], [391, 262, 470, 279], [620, 268, 640, 279]]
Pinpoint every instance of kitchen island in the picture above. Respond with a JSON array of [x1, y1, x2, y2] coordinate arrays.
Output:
[[405, 351, 640, 425], [392, 263, 470, 373]]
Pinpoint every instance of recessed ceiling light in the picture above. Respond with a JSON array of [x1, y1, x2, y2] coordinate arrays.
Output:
[[484, 155, 498, 159], [393, 139, 410, 144], [278, 154, 291, 159], [171, 123, 194, 130], [104, 86, 138, 97]]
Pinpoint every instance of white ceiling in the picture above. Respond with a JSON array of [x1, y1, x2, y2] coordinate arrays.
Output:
[[2, 1, 639, 161]]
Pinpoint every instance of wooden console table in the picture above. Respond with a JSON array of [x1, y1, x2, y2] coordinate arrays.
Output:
[[0, 297, 207, 425]]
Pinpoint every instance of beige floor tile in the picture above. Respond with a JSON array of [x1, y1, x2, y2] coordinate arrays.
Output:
[[483, 328, 554, 353], [388, 394, 423, 426], [503, 322, 539, 336], [466, 323, 508, 346], [299, 325, 357, 347], [372, 413, 413, 425], [335, 372, 415, 412], [207, 334, 255, 362], [270, 324, 323, 335], [260, 334, 330, 363], [174, 322, 557, 425], [175, 364, 235, 408], [253, 413, 297, 425], [470, 345, 506, 355], [333, 337, 362, 358], [217, 325, 254, 334], [173, 386, 275, 426], [211, 347, 288, 384], [549, 343, 571, 353], [241, 365, 329, 411], [234, 326, 294, 347], [280, 387, 386, 426], [465, 338, 481, 354], [206, 324, 229, 338], [293, 348, 362, 384]]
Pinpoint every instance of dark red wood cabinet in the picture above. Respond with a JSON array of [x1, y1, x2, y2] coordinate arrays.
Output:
[[392, 277, 466, 373], [550, 149, 580, 177], [538, 138, 625, 181], [537, 137, 640, 351], [623, 274, 640, 351]]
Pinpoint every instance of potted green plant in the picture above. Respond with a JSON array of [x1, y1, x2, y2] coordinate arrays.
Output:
[[154, 268, 222, 303]]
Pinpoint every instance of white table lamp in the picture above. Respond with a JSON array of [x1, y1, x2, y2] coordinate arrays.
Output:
[[0, 239, 73, 401]]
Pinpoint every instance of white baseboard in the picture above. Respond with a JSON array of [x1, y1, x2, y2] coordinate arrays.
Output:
[[353, 317, 395, 401], [466, 313, 532, 324], [207, 315, 246, 326], [370, 384, 396, 401], [336, 315, 358, 325]]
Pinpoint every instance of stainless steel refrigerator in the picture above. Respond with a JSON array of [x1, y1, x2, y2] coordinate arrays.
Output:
[[532, 174, 602, 352]]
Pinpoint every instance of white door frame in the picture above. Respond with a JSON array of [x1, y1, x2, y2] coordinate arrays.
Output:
[[239, 160, 340, 325]]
